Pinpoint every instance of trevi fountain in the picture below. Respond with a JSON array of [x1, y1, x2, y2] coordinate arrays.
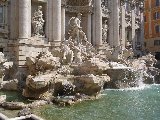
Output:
[[0, 0, 160, 120]]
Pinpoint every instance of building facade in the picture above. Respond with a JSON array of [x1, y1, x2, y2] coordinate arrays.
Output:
[[144, 0, 160, 53], [0, 0, 144, 71]]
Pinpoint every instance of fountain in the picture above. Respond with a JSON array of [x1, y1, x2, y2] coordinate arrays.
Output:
[[0, 8, 159, 120]]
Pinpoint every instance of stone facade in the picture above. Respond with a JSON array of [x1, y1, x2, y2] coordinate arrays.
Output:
[[0, 0, 144, 70]]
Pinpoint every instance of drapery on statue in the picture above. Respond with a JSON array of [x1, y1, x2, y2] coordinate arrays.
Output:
[[32, 6, 45, 36], [68, 13, 88, 46]]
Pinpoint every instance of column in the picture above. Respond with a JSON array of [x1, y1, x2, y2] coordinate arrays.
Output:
[[140, 12, 144, 50], [121, 5, 126, 50], [87, 12, 92, 43], [10, 0, 19, 39], [113, 0, 120, 47], [52, 0, 61, 46], [108, 0, 114, 47], [19, 0, 31, 39], [95, 0, 102, 46], [108, 0, 120, 47], [92, 11, 96, 46], [47, 0, 53, 42], [131, 9, 136, 51], [61, 5, 65, 41]]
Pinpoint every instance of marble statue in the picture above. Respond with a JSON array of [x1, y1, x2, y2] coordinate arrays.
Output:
[[102, 20, 108, 43], [68, 13, 88, 46], [61, 41, 74, 63], [32, 6, 45, 36]]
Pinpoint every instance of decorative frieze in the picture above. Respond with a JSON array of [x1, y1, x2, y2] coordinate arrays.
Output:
[[67, 0, 89, 6], [65, 5, 93, 13]]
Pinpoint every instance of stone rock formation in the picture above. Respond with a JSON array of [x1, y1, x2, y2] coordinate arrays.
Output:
[[27, 100, 48, 109], [26, 50, 60, 76], [74, 74, 110, 95], [1, 102, 26, 110], [0, 95, 6, 104], [18, 107, 32, 117], [0, 52, 7, 81], [0, 79, 18, 91], [73, 57, 110, 75], [0, 52, 17, 84], [22, 73, 54, 99]]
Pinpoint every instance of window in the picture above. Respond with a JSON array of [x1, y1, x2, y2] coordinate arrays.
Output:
[[155, 25, 160, 33], [0, 3, 8, 30], [154, 11, 160, 20], [154, 40, 160, 46], [156, 0, 160, 6]]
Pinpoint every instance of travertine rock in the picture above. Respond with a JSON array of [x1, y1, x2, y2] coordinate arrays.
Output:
[[54, 80, 75, 96], [28, 100, 48, 109], [0, 95, 6, 104], [22, 73, 55, 99], [139, 53, 157, 67], [0, 52, 6, 64], [1, 102, 26, 110], [0, 79, 18, 91], [122, 48, 134, 60], [74, 74, 110, 95], [73, 58, 110, 75], [26, 50, 60, 75], [18, 107, 32, 116], [0, 52, 7, 80], [105, 68, 137, 88]]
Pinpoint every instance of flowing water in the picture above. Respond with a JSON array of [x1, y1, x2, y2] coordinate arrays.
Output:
[[33, 85, 160, 120]]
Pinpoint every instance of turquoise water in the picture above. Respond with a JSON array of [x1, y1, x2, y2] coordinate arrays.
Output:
[[1, 85, 160, 120], [0, 91, 28, 103], [36, 85, 160, 120]]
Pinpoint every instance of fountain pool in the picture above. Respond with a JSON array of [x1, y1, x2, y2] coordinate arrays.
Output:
[[1, 85, 160, 120], [33, 85, 160, 120]]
